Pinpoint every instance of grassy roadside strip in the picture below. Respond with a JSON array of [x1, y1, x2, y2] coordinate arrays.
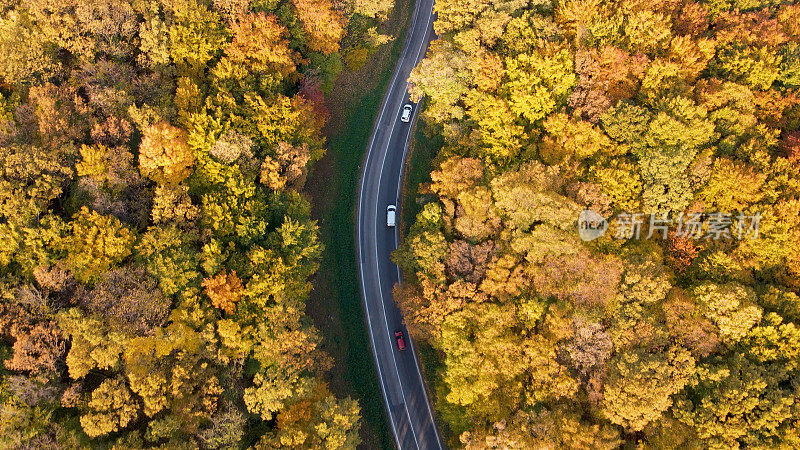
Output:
[[303, 1, 415, 448], [398, 111, 456, 445], [399, 107, 442, 230]]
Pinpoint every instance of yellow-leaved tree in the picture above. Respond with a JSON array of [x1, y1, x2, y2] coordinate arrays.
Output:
[[65, 207, 136, 283], [139, 121, 195, 185]]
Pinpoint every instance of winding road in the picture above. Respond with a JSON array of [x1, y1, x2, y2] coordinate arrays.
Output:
[[355, 0, 442, 448]]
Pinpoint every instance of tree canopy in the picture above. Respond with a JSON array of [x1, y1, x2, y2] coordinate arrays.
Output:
[[0, 0, 397, 446], [400, 0, 800, 447]]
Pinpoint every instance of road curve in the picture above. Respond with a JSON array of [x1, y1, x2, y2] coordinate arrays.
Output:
[[355, 0, 441, 448]]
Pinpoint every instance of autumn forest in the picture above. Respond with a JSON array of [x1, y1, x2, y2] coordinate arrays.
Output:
[[0, 0, 394, 447], [1, 0, 800, 447], [398, 0, 800, 447]]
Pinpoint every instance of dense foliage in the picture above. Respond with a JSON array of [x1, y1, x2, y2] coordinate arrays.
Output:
[[399, 0, 800, 447], [0, 0, 393, 447]]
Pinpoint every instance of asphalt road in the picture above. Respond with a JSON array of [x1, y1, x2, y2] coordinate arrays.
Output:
[[355, 0, 442, 448]]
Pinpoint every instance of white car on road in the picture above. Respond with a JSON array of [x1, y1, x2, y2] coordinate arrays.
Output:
[[400, 104, 413, 122], [387, 205, 396, 227]]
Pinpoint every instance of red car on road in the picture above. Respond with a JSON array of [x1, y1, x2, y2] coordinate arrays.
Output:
[[394, 331, 406, 351]]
